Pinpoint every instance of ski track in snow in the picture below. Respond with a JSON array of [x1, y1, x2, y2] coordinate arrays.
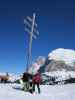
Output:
[[0, 83, 75, 100]]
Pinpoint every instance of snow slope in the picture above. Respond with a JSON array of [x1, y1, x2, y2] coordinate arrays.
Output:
[[43, 71, 75, 82], [0, 83, 75, 100]]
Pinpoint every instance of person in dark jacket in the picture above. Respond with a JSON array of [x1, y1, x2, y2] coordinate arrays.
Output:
[[22, 72, 33, 92], [22, 72, 29, 91], [32, 72, 42, 94]]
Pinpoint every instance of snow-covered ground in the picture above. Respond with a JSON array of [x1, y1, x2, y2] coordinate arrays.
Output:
[[0, 83, 75, 100]]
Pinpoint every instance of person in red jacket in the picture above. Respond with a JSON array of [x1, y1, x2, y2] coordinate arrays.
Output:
[[32, 72, 42, 94]]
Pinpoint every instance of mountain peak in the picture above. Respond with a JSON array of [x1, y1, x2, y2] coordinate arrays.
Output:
[[48, 48, 75, 66]]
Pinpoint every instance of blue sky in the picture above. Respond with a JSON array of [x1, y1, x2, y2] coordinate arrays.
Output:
[[0, 0, 75, 73]]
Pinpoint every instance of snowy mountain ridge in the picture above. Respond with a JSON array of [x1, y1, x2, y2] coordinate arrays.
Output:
[[48, 48, 75, 66]]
